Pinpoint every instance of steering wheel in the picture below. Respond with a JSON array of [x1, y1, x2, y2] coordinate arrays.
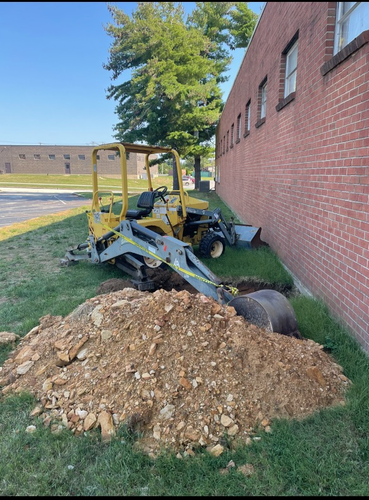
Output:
[[153, 185, 168, 202]]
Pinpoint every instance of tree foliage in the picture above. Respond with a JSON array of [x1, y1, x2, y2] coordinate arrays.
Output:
[[103, 2, 258, 187], [104, 3, 222, 152], [229, 2, 259, 49]]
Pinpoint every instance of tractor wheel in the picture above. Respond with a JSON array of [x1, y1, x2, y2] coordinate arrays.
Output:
[[142, 256, 166, 269], [199, 232, 225, 258]]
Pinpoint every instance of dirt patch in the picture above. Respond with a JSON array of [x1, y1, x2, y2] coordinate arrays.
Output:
[[96, 269, 198, 295], [0, 282, 351, 458], [96, 268, 295, 297]]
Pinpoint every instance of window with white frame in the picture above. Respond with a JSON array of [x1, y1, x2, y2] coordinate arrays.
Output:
[[334, 2, 369, 54], [284, 41, 298, 97], [215, 163, 220, 183], [236, 113, 241, 141], [260, 81, 267, 119], [245, 100, 251, 134], [230, 123, 234, 147], [49, 154, 56, 160]]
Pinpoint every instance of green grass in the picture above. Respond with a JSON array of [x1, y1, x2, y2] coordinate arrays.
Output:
[[0, 173, 210, 193], [1, 179, 369, 495]]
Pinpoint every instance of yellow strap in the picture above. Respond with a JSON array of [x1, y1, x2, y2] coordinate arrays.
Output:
[[100, 223, 239, 297]]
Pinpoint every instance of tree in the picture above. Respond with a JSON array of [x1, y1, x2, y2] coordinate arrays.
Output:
[[185, 2, 257, 187], [104, 2, 224, 189], [103, 2, 258, 190], [229, 2, 259, 49]]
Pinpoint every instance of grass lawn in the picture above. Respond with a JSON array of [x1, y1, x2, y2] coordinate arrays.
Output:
[[0, 173, 209, 192], [0, 178, 369, 496]]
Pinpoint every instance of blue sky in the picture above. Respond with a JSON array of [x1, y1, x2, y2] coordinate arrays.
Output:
[[0, 2, 264, 146]]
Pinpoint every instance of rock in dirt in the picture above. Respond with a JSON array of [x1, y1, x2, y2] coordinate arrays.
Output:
[[0, 287, 351, 457], [0, 332, 20, 345]]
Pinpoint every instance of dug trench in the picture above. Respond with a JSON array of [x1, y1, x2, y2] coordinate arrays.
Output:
[[0, 267, 351, 458]]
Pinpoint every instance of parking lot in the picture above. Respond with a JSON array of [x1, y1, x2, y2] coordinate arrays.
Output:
[[0, 181, 214, 228], [0, 188, 90, 228]]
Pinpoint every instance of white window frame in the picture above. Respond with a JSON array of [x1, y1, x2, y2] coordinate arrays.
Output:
[[245, 100, 251, 132], [260, 82, 267, 119], [284, 41, 298, 98], [215, 163, 220, 183], [237, 113, 242, 140], [231, 123, 234, 147], [334, 2, 369, 54], [48, 154, 56, 160]]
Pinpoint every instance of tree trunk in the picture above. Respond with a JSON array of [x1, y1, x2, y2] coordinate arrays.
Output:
[[194, 155, 201, 190], [172, 156, 179, 190]]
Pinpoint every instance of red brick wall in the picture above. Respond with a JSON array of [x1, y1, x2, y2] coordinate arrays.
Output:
[[216, 2, 369, 352]]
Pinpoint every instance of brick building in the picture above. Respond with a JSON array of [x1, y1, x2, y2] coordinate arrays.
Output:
[[215, 3, 369, 352], [0, 145, 158, 178]]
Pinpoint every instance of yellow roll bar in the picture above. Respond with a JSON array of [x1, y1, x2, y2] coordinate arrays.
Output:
[[90, 142, 186, 218]]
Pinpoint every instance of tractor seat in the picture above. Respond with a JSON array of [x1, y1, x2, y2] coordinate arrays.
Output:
[[125, 190, 156, 220]]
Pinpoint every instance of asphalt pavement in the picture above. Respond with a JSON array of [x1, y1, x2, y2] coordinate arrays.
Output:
[[0, 182, 214, 229], [0, 188, 90, 228]]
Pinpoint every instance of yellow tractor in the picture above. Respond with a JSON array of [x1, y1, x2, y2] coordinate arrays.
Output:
[[62, 142, 298, 336], [85, 142, 262, 264]]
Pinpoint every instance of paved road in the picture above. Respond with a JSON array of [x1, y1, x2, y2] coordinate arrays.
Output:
[[0, 182, 214, 228], [0, 188, 90, 228]]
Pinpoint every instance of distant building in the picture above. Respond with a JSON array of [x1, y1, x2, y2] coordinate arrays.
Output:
[[0, 145, 158, 179], [215, 2, 369, 353]]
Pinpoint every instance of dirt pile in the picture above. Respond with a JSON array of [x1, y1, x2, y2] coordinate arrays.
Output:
[[0, 281, 351, 457]]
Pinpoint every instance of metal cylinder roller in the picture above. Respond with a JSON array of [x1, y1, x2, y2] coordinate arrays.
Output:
[[228, 289, 298, 335]]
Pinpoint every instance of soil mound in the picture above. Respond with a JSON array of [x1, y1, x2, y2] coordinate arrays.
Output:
[[0, 285, 351, 457]]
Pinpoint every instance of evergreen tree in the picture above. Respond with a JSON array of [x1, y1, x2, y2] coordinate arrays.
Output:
[[104, 2, 223, 189], [103, 2, 258, 189]]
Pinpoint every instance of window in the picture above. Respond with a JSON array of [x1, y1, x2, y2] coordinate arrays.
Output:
[[215, 163, 220, 183], [276, 33, 298, 111], [223, 136, 225, 154], [256, 78, 267, 127], [108, 154, 115, 160], [226, 131, 229, 152], [244, 100, 251, 135], [63, 154, 70, 160], [236, 114, 242, 142], [126, 152, 130, 160], [230, 123, 234, 147], [334, 2, 369, 54], [96, 155, 100, 160], [49, 154, 56, 160], [260, 81, 267, 119], [34, 154, 41, 160], [19, 154, 26, 159], [285, 41, 298, 97], [78, 154, 85, 160], [220, 139, 222, 156]]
